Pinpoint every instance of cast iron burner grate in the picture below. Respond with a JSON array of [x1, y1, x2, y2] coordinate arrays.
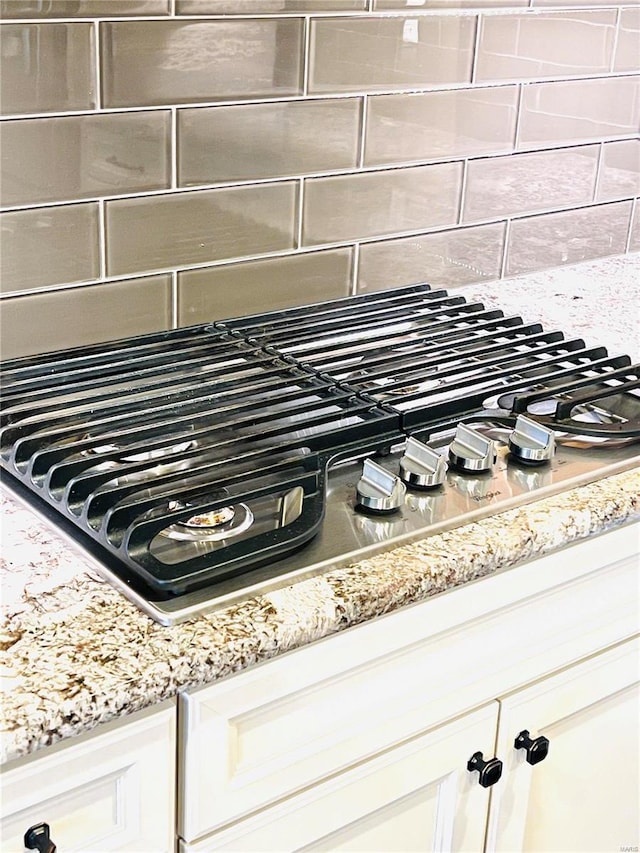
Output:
[[1, 283, 639, 604]]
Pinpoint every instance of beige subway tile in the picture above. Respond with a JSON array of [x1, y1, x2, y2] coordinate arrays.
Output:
[[309, 16, 475, 95], [598, 140, 640, 202], [106, 183, 297, 276], [0, 1, 169, 15], [365, 87, 517, 167], [533, 0, 636, 7], [506, 202, 632, 277], [0, 275, 172, 361], [178, 99, 360, 186], [0, 204, 99, 294], [177, 1, 365, 10], [475, 11, 616, 82], [614, 9, 640, 72], [629, 203, 640, 252], [0, 112, 170, 208], [518, 77, 640, 149], [101, 19, 303, 109], [374, 0, 526, 7], [178, 249, 352, 325], [0, 24, 95, 115], [358, 223, 505, 293], [463, 146, 599, 223], [303, 163, 462, 246]]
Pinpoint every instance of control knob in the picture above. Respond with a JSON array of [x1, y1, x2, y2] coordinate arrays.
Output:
[[448, 424, 496, 474], [399, 436, 447, 489], [356, 458, 406, 514], [509, 414, 555, 465]]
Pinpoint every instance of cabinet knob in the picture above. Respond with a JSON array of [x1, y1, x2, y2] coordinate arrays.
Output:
[[24, 823, 56, 853], [514, 729, 550, 765], [467, 751, 503, 787]]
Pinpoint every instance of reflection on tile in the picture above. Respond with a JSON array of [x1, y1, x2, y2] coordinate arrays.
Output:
[[463, 147, 599, 222], [0, 1, 169, 15], [0, 204, 99, 294], [614, 9, 640, 72], [0, 275, 172, 360], [303, 163, 462, 245], [598, 140, 640, 202], [518, 77, 640, 149], [101, 19, 303, 108], [177, 1, 365, 10], [0, 112, 170, 207], [309, 16, 475, 94], [106, 183, 297, 276], [506, 202, 632, 276], [358, 223, 505, 292], [475, 11, 616, 82], [365, 87, 517, 166], [178, 99, 360, 186], [178, 249, 352, 325], [0, 24, 95, 115], [630, 203, 640, 252]]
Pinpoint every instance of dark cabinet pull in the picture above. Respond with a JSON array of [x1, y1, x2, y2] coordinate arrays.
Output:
[[467, 751, 503, 787], [514, 729, 550, 765], [24, 822, 56, 853]]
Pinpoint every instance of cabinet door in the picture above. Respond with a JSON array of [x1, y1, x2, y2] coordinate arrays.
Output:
[[180, 702, 498, 852], [487, 638, 640, 853], [1, 703, 176, 853]]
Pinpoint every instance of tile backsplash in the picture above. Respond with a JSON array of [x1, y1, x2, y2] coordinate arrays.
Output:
[[0, 0, 638, 358]]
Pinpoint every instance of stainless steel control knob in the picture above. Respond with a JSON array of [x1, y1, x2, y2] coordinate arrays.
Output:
[[356, 458, 406, 513], [448, 423, 496, 473], [509, 414, 555, 465], [399, 436, 447, 489]]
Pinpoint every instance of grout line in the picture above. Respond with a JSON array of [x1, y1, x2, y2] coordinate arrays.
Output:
[[358, 95, 368, 170], [592, 142, 605, 204], [302, 16, 311, 97], [98, 199, 107, 280], [296, 178, 305, 249], [458, 159, 469, 224], [169, 0, 176, 16], [499, 218, 512, 279], [624, 198, 636, 253], [172, 271, 179, 328], [470, 13, 482, 85], [351, 244, 361, 296], [513, 83, 524, 151], [171, 107, 178, 189], [609, 7, 622, 74], [93, 20, 102, 110]]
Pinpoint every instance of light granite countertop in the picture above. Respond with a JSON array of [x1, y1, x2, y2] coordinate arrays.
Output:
[[2, 253, 639, 766]]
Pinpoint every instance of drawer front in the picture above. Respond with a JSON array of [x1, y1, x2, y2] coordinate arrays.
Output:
[[1, 702, 175, 853], [179, 523, 639, 841]]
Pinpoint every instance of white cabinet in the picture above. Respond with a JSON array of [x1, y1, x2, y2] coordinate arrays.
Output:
[[488, 638, 640, 853], [178, 522, 639, 851], [1, 701, 176, 853]]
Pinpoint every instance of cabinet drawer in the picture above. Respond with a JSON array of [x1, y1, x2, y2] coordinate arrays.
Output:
[[1, 702, 175, 853], [179, 523, 639, 841]]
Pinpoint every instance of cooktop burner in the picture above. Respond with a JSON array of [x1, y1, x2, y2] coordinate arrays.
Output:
[[2, 283, 639, 623]]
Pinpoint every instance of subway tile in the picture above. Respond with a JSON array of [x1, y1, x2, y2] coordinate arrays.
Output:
[[0, 1, 169, 16], [533, 0, 638, 7], [177, 1, 365, 10], [0, 204, 99, 294], [365, 87, 517, 167], [106, 183, 297, 276], [309, 16, 475, 95], [506, 202, 632, 277], [0, 23, 95, 116], [358, 223, 505, 293], [178, 249, 352, 325], [517, 77, 640, 150], [614, 9, 640, 73], [374, 0, 526, 6], [101, 19, 303, 109], [597, 140, 640, 202], [0, 112, 170, 208], [463, 146, 599, 223], [0, 275, 172, 361], [475, 11, 616, 82], [629, 203, 640, 253], [302, 163, 462, 246], [178, 99, 360, 186]]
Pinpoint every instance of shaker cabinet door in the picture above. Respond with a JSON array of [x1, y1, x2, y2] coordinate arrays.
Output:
[[180, 702, 498, 853], [487, 637, 640, 853]]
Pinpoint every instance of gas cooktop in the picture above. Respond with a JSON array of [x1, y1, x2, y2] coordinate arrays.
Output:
[[2, 284, 639, 624]]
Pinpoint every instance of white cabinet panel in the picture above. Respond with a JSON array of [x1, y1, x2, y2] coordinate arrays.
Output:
[[180, 702, 499, 853], [1, 702, 176, 853], [488, 638, 640, 852]]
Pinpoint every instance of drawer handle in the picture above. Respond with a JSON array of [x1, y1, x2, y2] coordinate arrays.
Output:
[[467, 751, 503, 787], [514, 729, 550, 765], [24, 822, 56, 853]]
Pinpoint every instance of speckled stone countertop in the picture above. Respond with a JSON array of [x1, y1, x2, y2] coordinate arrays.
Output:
[[2, 253, 639, 766]]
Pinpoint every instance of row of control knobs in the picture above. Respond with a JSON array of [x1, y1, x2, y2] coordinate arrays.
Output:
[[356, 415, 555, 514]]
